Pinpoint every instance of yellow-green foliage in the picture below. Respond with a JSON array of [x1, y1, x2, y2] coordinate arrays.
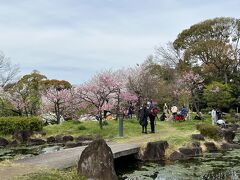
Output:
[[0, 116, 43, 135], [224, 113, 235, 124], [196, 124, 221, 140], [18, 168, 86, 180]]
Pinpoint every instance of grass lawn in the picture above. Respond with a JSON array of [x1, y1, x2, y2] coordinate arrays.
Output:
[[43, 113, 212, 148], [17, 168, 85, 180]]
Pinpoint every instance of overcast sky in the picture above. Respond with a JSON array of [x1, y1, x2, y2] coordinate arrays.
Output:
[[0, 0, 239, 84]]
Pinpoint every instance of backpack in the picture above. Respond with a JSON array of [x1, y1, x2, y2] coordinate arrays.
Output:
[[151, 107, 159, 116]]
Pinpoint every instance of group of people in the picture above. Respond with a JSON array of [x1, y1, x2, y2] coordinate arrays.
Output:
[[139, 101, 160, 134], [170, 105, 188, 121], [211, 108, 225, 127]]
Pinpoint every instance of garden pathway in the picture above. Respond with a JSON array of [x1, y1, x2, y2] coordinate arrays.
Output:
[[0, 142, 140, 179]]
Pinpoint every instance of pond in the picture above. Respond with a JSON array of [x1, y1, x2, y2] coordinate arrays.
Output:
[[0, 144, 64, 161], [117, 149, 240, 180]]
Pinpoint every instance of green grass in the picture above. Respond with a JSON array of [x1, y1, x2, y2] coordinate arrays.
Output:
[[17, 168, 85, 180], [171, 116, 211, 131], [43, 119, 144, 141], [42, 113, 213, 147]]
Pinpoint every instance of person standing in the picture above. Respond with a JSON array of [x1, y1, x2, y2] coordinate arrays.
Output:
[[149, 105, 159, 133], [211, 108, 217, 125], [139, 103, 149, 134], [127, 102, 134, 119]]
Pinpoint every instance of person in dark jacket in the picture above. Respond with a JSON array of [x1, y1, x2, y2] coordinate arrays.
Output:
[[127, 102, 134, 119], [181, 105, 188, 118], [139, 103, 149, 133], [148, 105, 159, 133]]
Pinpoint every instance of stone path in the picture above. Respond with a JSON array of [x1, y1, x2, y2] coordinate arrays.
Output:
[[0, 142, 140, 179]]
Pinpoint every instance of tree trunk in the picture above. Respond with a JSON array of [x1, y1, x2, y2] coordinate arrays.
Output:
[[55, 102, 61, 124], [99, 110, 103, 129], [191, 90, 201, 117], [224, 72, 228, 84]]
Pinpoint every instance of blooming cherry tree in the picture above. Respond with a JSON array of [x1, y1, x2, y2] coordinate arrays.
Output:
[[41, 79, 74, 124], [77, 70, 138, 129], [174, 71, 204, 115], [77, 71, 120, 129]]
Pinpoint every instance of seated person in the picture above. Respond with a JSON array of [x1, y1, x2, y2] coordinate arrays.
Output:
[[181, 105, 188, 118], [160, 113, 167, 121], [106, 112, 113, 120], [216, 119, 225, 127]]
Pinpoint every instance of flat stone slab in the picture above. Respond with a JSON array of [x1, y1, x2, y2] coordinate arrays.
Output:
[[16, 143, 140, 169]]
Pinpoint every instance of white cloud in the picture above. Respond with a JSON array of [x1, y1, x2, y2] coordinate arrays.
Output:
[[0, 0, 239, 84]]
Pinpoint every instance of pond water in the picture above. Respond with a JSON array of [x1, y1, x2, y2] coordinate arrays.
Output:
[[117, 149, 240, 180], [0, 144, 64, 161]]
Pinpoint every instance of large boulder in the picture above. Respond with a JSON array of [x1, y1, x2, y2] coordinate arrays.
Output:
[[27, 138, 46, 146], [41, 112, 65, 125], [222, 129, 235, 143], [192, 141, 201, 148], [62, 135, 74, 142], [221, 143, 240, 151], [8, 140, 19, 147], [13, 130, 33, 143], [55, 135, 63, 143], [139, 141, 169, 161], [77, 139, 117, 180], [178, 147, 202, 157], [0, 137, 9, 147], [65, 142, 83, 148], [169, 151, 187, 161], [204, 142, 218, 152], [47, 136, 56, 144], [191, 134, 205, 141]]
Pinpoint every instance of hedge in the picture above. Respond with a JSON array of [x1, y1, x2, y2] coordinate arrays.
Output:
[[0, 116, 43, 135], [196, 124, 221, 140]]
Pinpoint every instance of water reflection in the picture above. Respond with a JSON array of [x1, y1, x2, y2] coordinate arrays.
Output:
[[119, 149, 240, 180], [0, 144, 64, 161]]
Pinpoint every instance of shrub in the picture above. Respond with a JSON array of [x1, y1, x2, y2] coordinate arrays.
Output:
[[78, 125, 87, 130], [222, 113, 234, 124], [196, 124, 221, 140], [0, 116, 43, 135]]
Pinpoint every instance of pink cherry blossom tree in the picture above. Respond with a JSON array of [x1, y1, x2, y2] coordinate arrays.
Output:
[[41, 79, 75, 124], [77, 71, 121, 129], [77, 69, 138, 129], [175, 71, 204, 115]]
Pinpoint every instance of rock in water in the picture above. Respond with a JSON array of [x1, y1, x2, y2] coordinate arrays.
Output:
[[77, 139, 117, 180], [62, 135, 74, 142], [8, 140, 19, 147], [47, 136, 56, 144], [13, 130, 33, 143], [222, 129, 235, 143], [27, 138, 46, 146], [0, 137, 9, 147], [139, 141, 169, 161], [204, 142, 218, 152], [169, 151, 186, 161]]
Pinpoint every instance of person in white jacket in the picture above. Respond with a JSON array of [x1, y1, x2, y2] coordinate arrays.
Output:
[[211, 108, 217, 125], [171, 105, 178, 120]]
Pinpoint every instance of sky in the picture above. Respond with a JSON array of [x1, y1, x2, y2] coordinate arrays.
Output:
[[0, 0, 239, 84]]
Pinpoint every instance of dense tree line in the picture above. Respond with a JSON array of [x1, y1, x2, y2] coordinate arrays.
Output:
[[0, 17, 239, 128]]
